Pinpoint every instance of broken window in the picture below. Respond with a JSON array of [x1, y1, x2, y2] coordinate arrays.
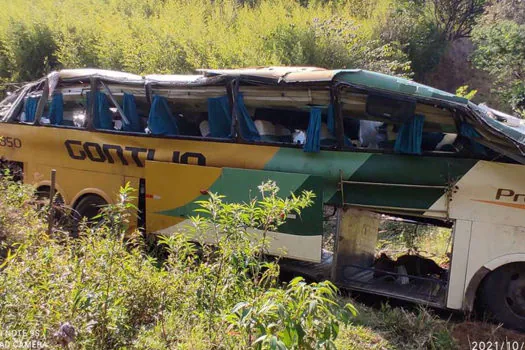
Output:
[[323, 208, 453, 305], [340, 89, 462, 155], [145, 86, 232, 139], [32, 79, 92, 129], [236, 86, 337, 150]]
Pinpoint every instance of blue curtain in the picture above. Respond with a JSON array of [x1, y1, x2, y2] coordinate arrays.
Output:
[[24, 96, 39, 123], [460, 122, 487, 155], [122, 93, 141, 132], [96, 92, 113, 130], [236, 93, 260, 141], [148, 95, 179, 136], [304, 107, 322, 153], [87, 92, 113, 130], [48, 92, 63, 125], [207, 96, 232, 138], [327, 104, 353, 147], [394, 114, 425, 154]]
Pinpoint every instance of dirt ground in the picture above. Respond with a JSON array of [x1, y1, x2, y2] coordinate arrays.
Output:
[[452, 322, 525, 349]]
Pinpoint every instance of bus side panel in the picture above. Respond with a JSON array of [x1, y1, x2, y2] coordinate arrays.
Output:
[[466, 222, 525, 287], [124, 176, 140, 231], [145, 161, 324, 262], [446, 219, 472, 310], [431, 160, 525, 226], [145, 161, 222, 234], [26, 162, 126, 206]]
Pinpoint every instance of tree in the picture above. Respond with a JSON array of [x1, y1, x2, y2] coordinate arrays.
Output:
[[432, 0, 486, 40], [482, 0, 525, 25], [472, 20, 525, 116]]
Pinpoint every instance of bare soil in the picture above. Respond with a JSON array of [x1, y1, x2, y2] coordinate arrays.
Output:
[[452, 321, 525, 349]]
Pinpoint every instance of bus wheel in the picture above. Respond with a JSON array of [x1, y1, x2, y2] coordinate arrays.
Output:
[[36, 186, 65, 218], [74, 194, 107, 224], [479, 263, 525, 331]]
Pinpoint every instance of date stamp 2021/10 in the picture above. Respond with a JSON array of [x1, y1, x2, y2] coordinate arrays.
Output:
[[470, 340, 525, 350]]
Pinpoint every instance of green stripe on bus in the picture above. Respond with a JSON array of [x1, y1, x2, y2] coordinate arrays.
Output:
[[263, 147, 372, 201]]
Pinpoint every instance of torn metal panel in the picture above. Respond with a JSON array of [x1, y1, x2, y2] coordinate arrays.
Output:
[[145, 74, 225, 87], [51, 69, 144, 83], [197, 66, 324, 80], [333, 70, 468, 105]]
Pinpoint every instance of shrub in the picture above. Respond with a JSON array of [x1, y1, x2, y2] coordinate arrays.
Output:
[[1, 21, 58, 82], [0, 0, 413, 79], [0, 170, 42, 250], [472, 20, 525, 117], [0, 178, 355, 349]]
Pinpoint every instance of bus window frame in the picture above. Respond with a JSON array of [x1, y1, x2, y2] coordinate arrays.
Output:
[[4, 80, 44, 125], [34, 83, 90, 131], [87, 78, 141, 133], [147, 81, 235, 141], [334, 83, 494, 159], [231, 81, 341, 151], [86, 78, 238, 142]]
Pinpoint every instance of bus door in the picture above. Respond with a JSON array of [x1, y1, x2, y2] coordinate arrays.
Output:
[[144, 161, 324, 263]]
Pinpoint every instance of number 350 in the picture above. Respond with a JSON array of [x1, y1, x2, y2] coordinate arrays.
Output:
[[0, 137, 22, 148]]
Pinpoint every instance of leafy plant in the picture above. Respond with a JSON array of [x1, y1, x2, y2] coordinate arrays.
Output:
[[472, 19, 525, 116], [456, 85, 477, 100], [0, 176, 359, 349], [227, 277, 357, 349]]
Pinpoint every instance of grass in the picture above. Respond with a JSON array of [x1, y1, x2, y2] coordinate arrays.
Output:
[[376, 217, 452, 267], [336, 303, 525, 349], [337, 302, 456, 350]]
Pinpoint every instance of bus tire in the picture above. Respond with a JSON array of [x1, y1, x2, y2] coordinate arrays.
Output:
[[74, 194, 107, 223], [36, 185, 64, 213], [479, 262, 525, 331]]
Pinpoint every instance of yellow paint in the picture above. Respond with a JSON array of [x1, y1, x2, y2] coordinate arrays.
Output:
[[0, 123, 278, 232], [145, 162, 222, 232]]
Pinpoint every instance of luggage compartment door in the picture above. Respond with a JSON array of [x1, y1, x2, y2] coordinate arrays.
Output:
[[145, 161, 323, 262]]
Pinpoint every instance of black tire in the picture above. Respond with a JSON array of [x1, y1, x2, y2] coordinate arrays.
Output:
[[74, 194, 107, 223], [36, 186, 64, 218], [36, 188, 81, 235], [479, 263, 525, 331]]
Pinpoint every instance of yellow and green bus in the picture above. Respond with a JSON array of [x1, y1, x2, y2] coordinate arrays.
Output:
[[1, 67, 525, 330]]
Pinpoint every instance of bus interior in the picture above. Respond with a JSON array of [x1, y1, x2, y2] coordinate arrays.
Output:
[[9, 73, 490, 160], [282, 206, 454, 306]]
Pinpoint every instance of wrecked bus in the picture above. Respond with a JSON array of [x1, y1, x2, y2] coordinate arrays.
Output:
[[0, 67, 524, 330]]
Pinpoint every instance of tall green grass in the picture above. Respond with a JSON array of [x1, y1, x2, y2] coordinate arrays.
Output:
[[0, 0, 410, 84]]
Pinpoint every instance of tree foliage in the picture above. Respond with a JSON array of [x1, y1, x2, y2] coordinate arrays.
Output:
[[0, 0, 413, 84], [0, 0, 521, 114], [472, 2, 525, 117]]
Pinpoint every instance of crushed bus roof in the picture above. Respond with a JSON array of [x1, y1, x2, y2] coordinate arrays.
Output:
[[47, 67, 468, 105], [50, 69, 144, 82], [10, 66, 522, 163]]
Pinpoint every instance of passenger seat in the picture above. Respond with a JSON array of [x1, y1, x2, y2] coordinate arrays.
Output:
[[254, 120, 279, 142]]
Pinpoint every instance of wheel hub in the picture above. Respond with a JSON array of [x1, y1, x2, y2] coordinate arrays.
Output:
[[506, 271, 525, 319]]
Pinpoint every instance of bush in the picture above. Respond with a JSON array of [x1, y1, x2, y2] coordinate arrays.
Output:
[[1, 20, 59, 82], [374, 0, 447, 80], [338, 303, 456, 349], [472, 20, 525, 116], [0, 170, 42, 250], [0, 178, 355, 349], [0, 0, 413, 81]]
